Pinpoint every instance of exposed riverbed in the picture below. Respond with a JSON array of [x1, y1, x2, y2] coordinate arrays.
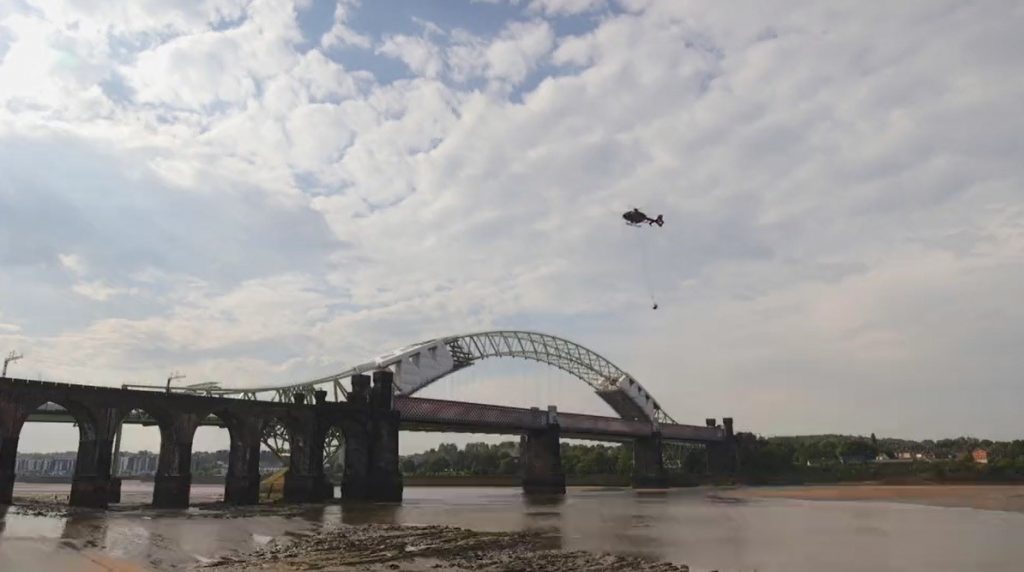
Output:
[[3, 482, 1024, 571]]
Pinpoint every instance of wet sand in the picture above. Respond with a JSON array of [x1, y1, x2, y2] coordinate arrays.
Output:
[[7, 484, 1024, 572], [736, 484, 1024, 512], [3, 498, 690, 572]]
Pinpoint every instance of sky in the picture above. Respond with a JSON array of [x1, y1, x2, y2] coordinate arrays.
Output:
[[1, 0, 1023, 455]]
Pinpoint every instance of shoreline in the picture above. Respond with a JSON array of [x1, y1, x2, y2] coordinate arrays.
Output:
[[733, 483, 1024, 512], [5, 484, 1024, 571], [2, 497, 694, 572]]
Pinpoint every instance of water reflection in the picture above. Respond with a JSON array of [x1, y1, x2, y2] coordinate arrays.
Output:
[[295, 504, 329, 525], [3, 484, 1024, 572], [522, 493, 566, 507], [340, 501, 399, 525], [521, 493, 564, 542], [60, 512, 109, 550]]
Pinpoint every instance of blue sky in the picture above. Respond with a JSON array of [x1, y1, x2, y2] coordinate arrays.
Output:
[[1, 0, 1023, 453]]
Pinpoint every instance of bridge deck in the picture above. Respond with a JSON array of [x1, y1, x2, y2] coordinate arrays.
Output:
[[7, 378, 723, 444], [394, 396, 722, 443]]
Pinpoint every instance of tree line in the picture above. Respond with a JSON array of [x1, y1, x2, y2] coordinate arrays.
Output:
[[736, 433, 1024, 482], [399, 435, 1024, 483], [400, 442, 642, 477]]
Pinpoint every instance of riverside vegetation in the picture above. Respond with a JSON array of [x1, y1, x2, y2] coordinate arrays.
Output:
[[401, 434, 1024, 485]]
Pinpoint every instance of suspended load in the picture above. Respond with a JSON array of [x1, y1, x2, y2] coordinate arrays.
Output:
[[622, 207, 664, 309]]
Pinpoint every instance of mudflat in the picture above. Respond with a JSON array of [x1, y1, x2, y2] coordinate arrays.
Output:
[[736, 484, 1024, 512], [197, 522, 690, 572]]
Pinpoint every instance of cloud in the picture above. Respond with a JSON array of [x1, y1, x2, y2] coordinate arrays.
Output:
[[529, 0, 607, 17], [58, 253, 134, 301], [0, 309, 19, 333], [479, 19, 554, 84], [71, 280, 131, 301], [374, 18, 555, 96], [378, 34, 445, 78], [58, 253, 88, 275], [321, 0, 371, 49], [124, 0, 304, 110], [1, 0, 1023, 452]]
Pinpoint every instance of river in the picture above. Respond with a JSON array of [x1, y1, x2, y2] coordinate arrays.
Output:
[[2, 481, 1023, 571]]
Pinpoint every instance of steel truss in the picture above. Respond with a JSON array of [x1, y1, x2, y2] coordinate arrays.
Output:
[[132, 331, 679, 458]]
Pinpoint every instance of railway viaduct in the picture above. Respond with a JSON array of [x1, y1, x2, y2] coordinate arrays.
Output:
[[1, 331, 737, 509]]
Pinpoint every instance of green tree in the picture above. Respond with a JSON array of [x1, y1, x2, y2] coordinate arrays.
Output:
[[838, 439, 878, 460], [616, 444, 633, 476], [426, 456, 451, 474], [401, 458, 417, 474], [497, 456, 518, 475]]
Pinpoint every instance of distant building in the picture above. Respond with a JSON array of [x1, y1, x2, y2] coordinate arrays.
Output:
[[117, 452, 159, 476], [839, 454, 869, 465], [14, 453, 76, 476], [874, 452, 912, 464], [972, 448, 989, 464]]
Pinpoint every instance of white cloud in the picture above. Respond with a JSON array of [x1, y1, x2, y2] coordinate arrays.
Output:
[[321, 0, 371, 49], [481, 19, 554, 84], [21, 0, 249, 36], [378, 34, 446, 78], [71, 280, 128, 301], [58, 253, 88, 275], [529, 0, 607, 17], [377, 19, 554, 91], [124, 0, 303, 110], [2, 0, 1024, 448], [0, 310, 19, 333]]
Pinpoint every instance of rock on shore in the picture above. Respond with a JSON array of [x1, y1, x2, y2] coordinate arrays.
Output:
[[198, 523, 690, 572]]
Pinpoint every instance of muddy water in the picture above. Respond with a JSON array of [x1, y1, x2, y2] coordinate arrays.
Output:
[[2, 482, 1024, 571]]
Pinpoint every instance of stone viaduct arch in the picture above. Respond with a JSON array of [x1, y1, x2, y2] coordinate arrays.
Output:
[[0, 378, 399, 509]]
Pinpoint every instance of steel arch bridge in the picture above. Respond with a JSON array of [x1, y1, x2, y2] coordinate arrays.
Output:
[[145, 331, 678, 424], [125, 331, 679, 460]]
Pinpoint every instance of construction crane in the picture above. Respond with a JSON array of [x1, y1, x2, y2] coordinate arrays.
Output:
[[165, 371, 186, 393], [2, 351, 23, 377]]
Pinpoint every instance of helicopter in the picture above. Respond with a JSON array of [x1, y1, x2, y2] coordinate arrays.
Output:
[[621, 207, 664, 310], [622, 208, 664, 227]]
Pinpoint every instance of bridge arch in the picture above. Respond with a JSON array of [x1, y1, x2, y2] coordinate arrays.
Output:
[[19, 397, 101, 441], [184, 331, 676, 426], [385, 331, 675, 424], [0, 396, 103, 506]]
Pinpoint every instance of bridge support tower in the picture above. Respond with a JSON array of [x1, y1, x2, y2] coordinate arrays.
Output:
[[224, 419, 262, 505], [68, 407, 120, 508], [283, 410, 329, 504], [632, 432, 667, 489], [368, 370, 403, 501], [706, 417, 737, 475], [339, 371, 403, 502], [521, 407, 565, 495], [153, 414, 202, 508], [341, 374, 371, 500], [0, 410, 22, 505]]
